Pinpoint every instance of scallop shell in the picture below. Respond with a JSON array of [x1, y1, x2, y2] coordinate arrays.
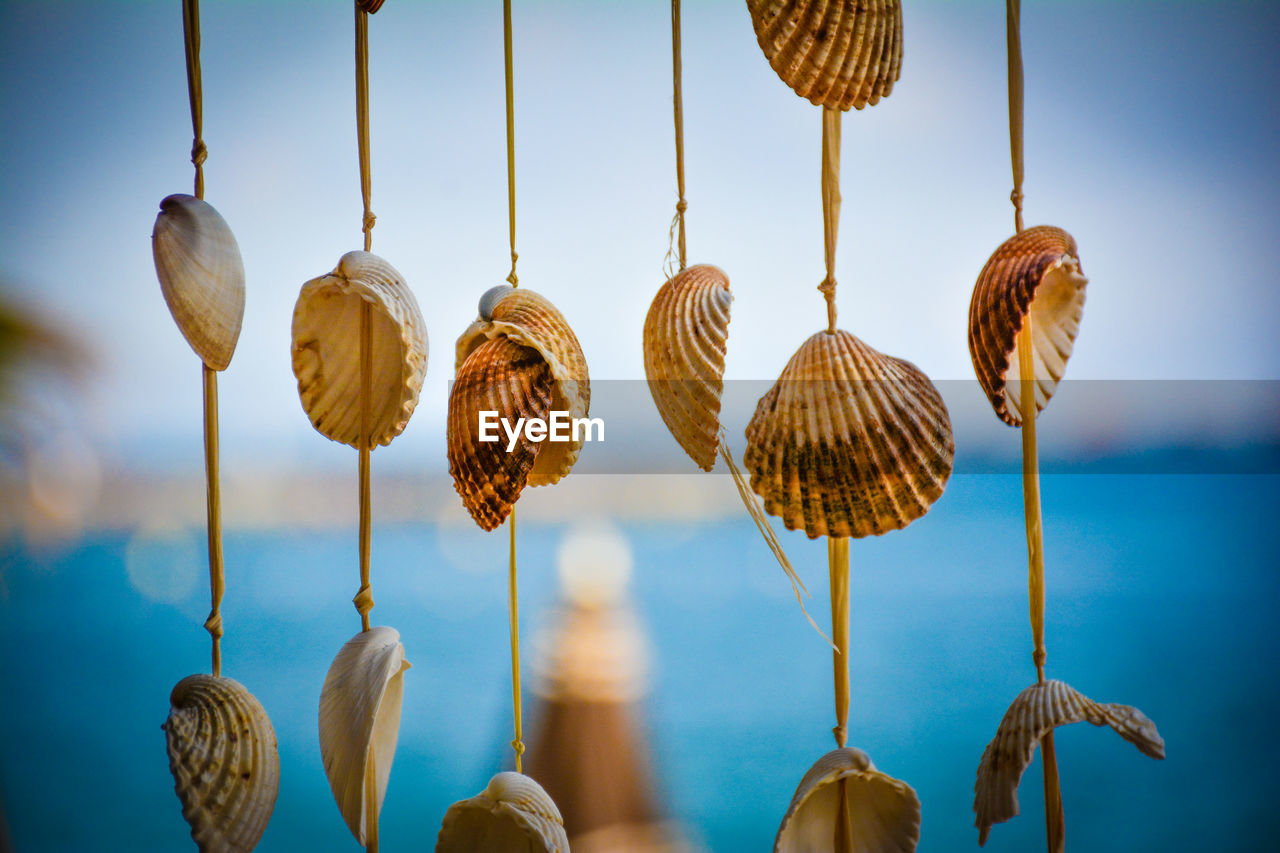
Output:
[[775, 747, 920, 853], [318, 626, 411, 847], [746, 0, 903, 111], [974, 679, 1165, 845], [968, 226, 1088, 426], [291, 251, 428, 449], [152, 194, 245, 371], [436, 771, 569, 853], [743, 329, 954, 539], [642, 264, 732, 471], [163, 674, 279, 853]]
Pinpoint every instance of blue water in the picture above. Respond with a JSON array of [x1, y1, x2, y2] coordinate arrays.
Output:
[[1, 475, 1277, 851]]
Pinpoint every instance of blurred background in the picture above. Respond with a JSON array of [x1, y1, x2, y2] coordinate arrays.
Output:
[[1, 0, 1278, 850]]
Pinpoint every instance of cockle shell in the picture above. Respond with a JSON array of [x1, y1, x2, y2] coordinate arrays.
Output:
[[291, 251, 428, 449], [152, 194, 245, 371], [974, 679, 1165, 845], [163, 674, 279, 853], [436, 771, 569, 853], [775, 747, 920, 853], [968, 226, 1088, 425], [318, 626, 411, 847], [642, 264, 732, 471], [744, 329, 954, 539], [747, 0, 903, 111]]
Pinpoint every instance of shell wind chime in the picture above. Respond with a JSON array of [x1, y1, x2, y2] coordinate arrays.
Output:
[[152, 2, 279, 850], [966, 4, 1163, 850], [437, 2, 576, 849], [742, 2, 954, 850], [288, 3, 426, 849]]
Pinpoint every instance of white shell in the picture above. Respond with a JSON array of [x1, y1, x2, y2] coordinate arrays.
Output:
[[436, 771, 569, 853], [318, 626, 411, 846]]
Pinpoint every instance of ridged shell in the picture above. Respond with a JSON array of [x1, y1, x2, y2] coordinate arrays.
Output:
[[747, 0, 903, 111], [163, 674, 279, 853], [436, 771, 569, 853], [357, 0, 385, 12], [974, 679, 1165, 845], [152, 194, 245, 371], [291, 251, 428, 448], [642, 264, 732, 471], [318, 626, 411, 847], [774, 747, 920, 853], [968, 226, 1088, 425], [743, 329, 954, 539]]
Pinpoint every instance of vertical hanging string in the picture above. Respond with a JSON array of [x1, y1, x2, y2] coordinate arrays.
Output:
[[665, 0, 688, 278], [354, 302, 374, 631], [508, 508, 526, 771], [828, 536, 850, 748], [819, 108, 842, 333], [1006, 0, 1025, 234], [355, 3, 375, 251], [202, 365, 224, 677], [503, 0, 519, 286], [181, 0, 206, 199]]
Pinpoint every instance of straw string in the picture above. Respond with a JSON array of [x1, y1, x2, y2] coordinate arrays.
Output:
[[355, 3, 375, 251], [828, 536, 851, 748], [181, 0, 205, 199], [669, 0, 688, 275], [819, 108, 841, 334], [508, 508, 526, 771], [202, 365, 224, 676], [503, 0, 519, 287], [354, 301, 374, 631], [1006, 0, 1025, 233]]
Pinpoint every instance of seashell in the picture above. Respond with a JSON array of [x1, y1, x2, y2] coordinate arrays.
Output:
[[774, 747, 920, 853], [318, 626, 411, 847], [291, 251, 428, 449], [152, 194, 245, 371], [974, 679, 1165, 845], [163, 674, 279, 853], [746, 0, 903, 111], [642, 264, 732, 471], [436, 771, 569, 853], [744, 329, 954, 539], [968, 226, 1089, 426], [357, 0, 385, 12]]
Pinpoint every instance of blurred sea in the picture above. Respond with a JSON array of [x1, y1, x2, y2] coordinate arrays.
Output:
[[1, 473, 1277, 852]]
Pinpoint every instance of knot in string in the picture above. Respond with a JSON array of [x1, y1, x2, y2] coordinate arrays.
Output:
[[203, 610, 224, 640], [506, 252, 519, 287], [675, 198, 687, 214], [362, 210, 377, 247], [353, 584, 374, 623], [191, 139, 207, 169], [818, 276, 838, 333]]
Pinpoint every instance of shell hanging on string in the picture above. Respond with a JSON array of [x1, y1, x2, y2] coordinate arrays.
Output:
[[318, 626, 411, 846], [357, 0, 386, 12], [774, 747, 920, 853], [974, 678, 1165, 845], [152, 194, 246, 371], [743, 329, 954, 539], [436, 771, 569, 853], [642, 264, 733, 471], [746, 0, 903, 111], [291, 250, 428, 448], [968, 225, 1088, 425], [163, 674, 280, 853]]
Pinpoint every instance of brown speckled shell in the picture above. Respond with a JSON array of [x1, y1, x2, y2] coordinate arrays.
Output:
[[747, 0, 903, 111], [642, 264, 732, 471], [744, 329, 954, 539], [968, 226, 1089, 425]]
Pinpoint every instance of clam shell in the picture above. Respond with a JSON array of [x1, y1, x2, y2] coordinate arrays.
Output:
[[152, 194, 245, 371], [642, 264, 732, 471], [974, 679, 1165, 844], [747, 0, 903, 111], [291, 251, 428, 449], [774, 747, 920, 853], [436, 771, 569, 853], [968, 226, 1088, 425], [318, 626, 411, 846], [163, 674, 279, 853], [743, 329, 954, 539]]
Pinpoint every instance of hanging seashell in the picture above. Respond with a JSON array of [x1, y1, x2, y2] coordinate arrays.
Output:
[[357, 0, 386, 12], [436, 771, 569, 853], [746, 0, 903, 111], [774, 747, 920, 853], [318, 626, 411, 847], [152, 194, 246, 371], [973, 678, 1164, 845], [163, 674, 279, 853], [968, 225, 1088, 426], [642, 264, 732, 471], [744, 329, 954, 539], [291, 250, 428, 448]]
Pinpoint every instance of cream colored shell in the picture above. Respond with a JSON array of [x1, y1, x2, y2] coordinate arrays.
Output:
[[163, 674, 279, 853], [436, 771, 569, 853], [152, 194, 245, 371], [744, 329, 954, 539], [974, 679, 1165, 845], [292, 251, 428, 448], [318, 626, 411, 847], [968, 226, 1088, 426], [642, 264, 732, 471], [774, 747, 920, 853]]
